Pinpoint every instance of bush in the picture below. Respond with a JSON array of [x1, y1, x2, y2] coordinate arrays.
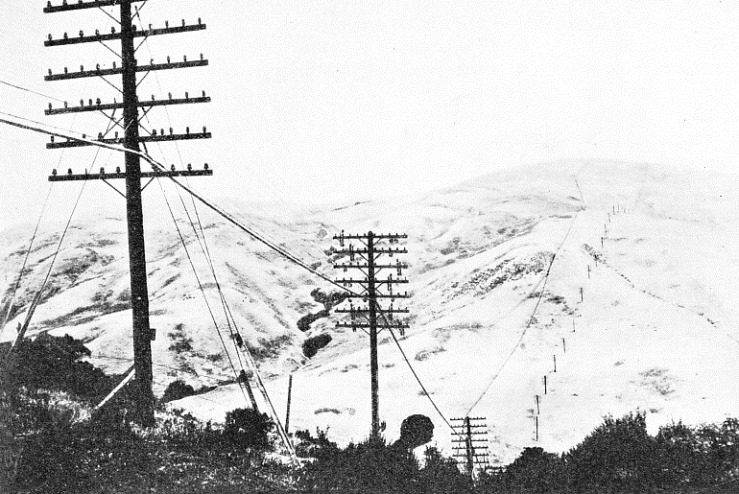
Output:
[[503, 447, 565, 493], [565, 411, 661, 492], [5, 397, 292, 493], [223, 407, 274, 451], [0, 334, 113, 400], [299, 436, 422, 493], [396, 414, 434, 450], [298, 434, 472, 494], [656, 418, 739, 486], [420, 446, 473, 494], [247, 334, 293, 361], [655, 421, 705, 485], [2, 388, 109, 492], [476, 413, 739, 494], [0, 347, 296, 492], [161, 380, 196, 403], [294, 427, 339, 459], [302, 334, 332, 358], [297, 289, 350, 332]]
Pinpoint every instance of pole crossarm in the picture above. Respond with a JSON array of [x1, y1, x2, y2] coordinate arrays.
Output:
[[46, 94, 210, 115], [44, 0, 146, 13], [342, 293, 409, 299], [46, 22, 206, 46], [336, 322, 410, 330], [332, 231, 410, 440], [335, 307, 409, 314], [334, 233, 407, 241], [334, 278, 409, 285], [451, 416, 490, 481], [335, 262, 408, 270], [49, 168, 212, 182], [42, 0, 212, 426], [46, 57, 208, 81], [333, 247, 408, 256], [47, 130, 211, 148]]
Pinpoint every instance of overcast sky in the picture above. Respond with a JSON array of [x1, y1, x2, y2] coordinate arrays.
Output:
[[1, 1, 738, 231]]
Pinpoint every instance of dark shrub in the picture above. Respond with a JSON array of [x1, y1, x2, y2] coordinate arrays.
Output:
[[680, 418, 739, 485], [396, 414, 434, 450], [302, 334, 332, 358], [161, 379, 196, 403], [297, 288, 350, 332], [294, 427, 339, 459], [504, 446, 564, 493], [420, 446, 473, 494], [298, 424, 472, 494], [565, 411, 660, 492], [655, 421, 705, 485], [297, 310, 328, 333], [299, 436, 422, 494], [223, 407, 274, 451], [0, 334, 113, 400]]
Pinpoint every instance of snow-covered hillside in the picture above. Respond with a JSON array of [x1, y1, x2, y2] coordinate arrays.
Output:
[[2, 160, 739, 464]]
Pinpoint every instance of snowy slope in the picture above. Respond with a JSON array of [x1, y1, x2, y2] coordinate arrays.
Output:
[[2, 160, 739, 465]]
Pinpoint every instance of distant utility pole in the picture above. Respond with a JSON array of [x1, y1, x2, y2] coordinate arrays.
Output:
[[333, 231, 409, 441], [43, 0, 212, 425], [451, 416, 490, 482]]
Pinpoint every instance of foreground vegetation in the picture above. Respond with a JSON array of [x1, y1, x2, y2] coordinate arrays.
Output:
[[2, 334, 739, 493], [478, 413, 739, 494]]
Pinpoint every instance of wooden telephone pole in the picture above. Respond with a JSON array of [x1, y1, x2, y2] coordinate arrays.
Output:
[[333, 232, 410, 441], [451, 416, 490, 481], [43, 0, 212, 425]]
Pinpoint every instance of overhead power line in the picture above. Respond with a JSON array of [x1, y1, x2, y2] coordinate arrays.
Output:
[[155, 177, 250, 405], [386, 325, 454, 432], [0, 114, 449, 439], [5, 181, 86, 359], [0, 79, 64, 102], [465, 198, 581, 415], [0, 186, 54, 339], [0, 113, 344, 292]]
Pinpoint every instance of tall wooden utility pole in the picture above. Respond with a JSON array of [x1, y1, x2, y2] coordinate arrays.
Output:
[[43, 0, 212, 425], [333, 232, 410, 441], [121, 0, 153, 426]]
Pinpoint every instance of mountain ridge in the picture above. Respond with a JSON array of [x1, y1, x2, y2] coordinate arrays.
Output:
[[2, 160, 738, 464]]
